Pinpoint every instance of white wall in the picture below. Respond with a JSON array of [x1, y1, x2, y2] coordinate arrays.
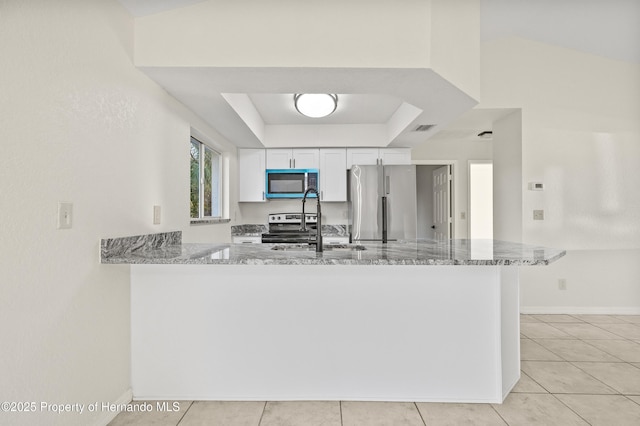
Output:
[[492, 110, 522, 242], [0, 1, 236, 425], [134, 0, 432, 68], [430, 0, 481, 100], [469, 162, 493, 239], [480, 37, 640, 312], [412, 137, 493, 239]]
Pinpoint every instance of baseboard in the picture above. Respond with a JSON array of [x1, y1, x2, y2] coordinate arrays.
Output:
[[521, 306, 640, 315], [92, 388, 133, 426]]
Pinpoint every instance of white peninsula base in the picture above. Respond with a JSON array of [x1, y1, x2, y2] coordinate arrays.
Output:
[[131, 264, 520, 403]]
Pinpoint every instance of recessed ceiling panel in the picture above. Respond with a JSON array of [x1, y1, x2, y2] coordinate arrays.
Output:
[[248, 93, 404, 125]]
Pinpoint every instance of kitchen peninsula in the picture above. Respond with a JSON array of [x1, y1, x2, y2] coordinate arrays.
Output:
[[102, 232, 565, 404]]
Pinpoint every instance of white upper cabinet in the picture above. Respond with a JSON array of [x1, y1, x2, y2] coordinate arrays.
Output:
[[346, 148, 412, 168], [265, 149, 291, 169], [266, 149, 319, 169], [346, 148, 380, 167], [319, 149, 347, 202], [379, 148, 412, 165], [238, 149, 266, 202]]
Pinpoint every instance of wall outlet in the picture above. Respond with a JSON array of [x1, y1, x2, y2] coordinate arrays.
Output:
[[529, 182, 544, 191], [558, 278, 567, 290], [57, 202, 73, 229], [153, 205, 161, 225], [533, 210, 544, 220]]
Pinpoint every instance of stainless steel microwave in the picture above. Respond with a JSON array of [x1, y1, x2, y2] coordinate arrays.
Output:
[[265, 169, 319, 199]]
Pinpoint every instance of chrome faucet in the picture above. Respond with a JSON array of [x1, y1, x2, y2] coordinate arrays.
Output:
[[300, 187, 323, 253]]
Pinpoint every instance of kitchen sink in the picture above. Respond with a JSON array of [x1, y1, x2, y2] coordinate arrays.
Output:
[[270, 243, 366, 251]]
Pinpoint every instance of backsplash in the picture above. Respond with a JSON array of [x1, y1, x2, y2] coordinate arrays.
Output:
[[231, 224, 268, 236], [236, 200, 349, 226], [100, 231, 181, 260]]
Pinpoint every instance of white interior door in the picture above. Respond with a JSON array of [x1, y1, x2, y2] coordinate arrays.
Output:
[[433, 165, 451, 240]]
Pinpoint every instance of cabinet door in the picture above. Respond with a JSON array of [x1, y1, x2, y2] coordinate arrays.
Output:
[[319, 149, 347, 202], [323, 236, 349, 245], [380, 148, 412, 165], [238, 149, 266, 202], [292, 149, 319, 169], [266, 149, 292, 169], [346, 148, 380, 169], [232, 236, 262, 244]]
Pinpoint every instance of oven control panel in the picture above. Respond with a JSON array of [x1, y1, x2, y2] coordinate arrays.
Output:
[[268, 213, 317, 224]]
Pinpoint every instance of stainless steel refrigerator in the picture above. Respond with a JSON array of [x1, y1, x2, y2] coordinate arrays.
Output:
[[348, 164, 417, 242]]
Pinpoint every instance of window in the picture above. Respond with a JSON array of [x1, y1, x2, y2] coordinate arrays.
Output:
[[190, 137, 221, 219]]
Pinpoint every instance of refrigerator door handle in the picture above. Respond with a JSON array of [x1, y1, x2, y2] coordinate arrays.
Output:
[[381, 196, 388, 243], [385, 175, 390, 195]]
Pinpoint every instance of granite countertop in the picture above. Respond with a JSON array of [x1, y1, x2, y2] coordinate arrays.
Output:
[[101, 232, 565, 266]]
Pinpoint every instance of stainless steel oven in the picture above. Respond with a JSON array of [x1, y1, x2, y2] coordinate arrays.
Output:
[[261, 212, 317, 243]]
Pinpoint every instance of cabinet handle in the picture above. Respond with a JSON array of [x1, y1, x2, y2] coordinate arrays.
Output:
[[289, 159, 292, 168], [262, 191, 265, 200], [293, 159, 295, 168], [321, 190, 324, 200]]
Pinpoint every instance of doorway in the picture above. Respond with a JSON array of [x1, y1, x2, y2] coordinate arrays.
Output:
[[468, 161, 493, 239], [416, 163, 454, 239]]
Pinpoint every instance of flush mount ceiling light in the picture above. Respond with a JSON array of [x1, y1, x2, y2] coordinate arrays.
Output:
[[294, 93, 338, 118]]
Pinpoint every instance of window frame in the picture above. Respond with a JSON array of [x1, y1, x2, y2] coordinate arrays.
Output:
[[190, 136, 223, 221]]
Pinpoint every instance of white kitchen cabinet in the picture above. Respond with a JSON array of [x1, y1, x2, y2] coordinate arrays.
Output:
[[265, 149, 291, 169], [346, 148, 380, 167], [322, 236, 349, 245], [266, 149, 319, 169], [346, 148, 411, 168], [238, 149, 266, 202], [319, 148, 347, 202], [232, 236, 262, 244], [379, 148, 412, 165]]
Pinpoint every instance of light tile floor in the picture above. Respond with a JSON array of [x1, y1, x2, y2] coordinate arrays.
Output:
[[109, 315, 640, 426]]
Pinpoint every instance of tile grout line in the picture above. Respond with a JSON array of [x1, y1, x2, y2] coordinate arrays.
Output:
[[488, 402, 509, 426], [626, 395, 640, 407], [587, 320, 640, 341], [567, 359, 634, 395], [543, 318, 639, 341], [519, 366, 554, 395], [413, 402, 427, 426], [175, 401, 194, 426], [257, 401, 267, 426], [339, 401, 343, 426], [548, 393, 595, 426]]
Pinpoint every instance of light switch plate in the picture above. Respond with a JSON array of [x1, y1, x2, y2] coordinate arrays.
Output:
[[533, 210, 544, 220], [153, 205, 161, 225], [57, 202, 73, 229]]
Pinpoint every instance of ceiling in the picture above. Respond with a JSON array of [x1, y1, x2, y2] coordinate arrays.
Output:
[[118, 0, 640, 63], [248, 94, 403, 125], [118, 0, 639, 146], [141, 67, 475, 148]]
